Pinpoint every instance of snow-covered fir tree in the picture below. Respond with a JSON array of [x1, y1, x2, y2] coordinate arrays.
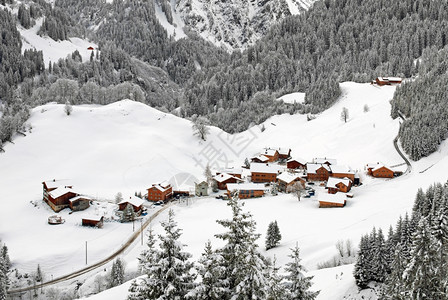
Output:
[[283, 244, 319, 300], [265, 220, 282, 250], [265, 257, 287, 300], [0, 256, 7, 300], [108, 258, 125, 288], [128, 210, 195, 299], [121, 203, 135, 223], [353, 235, 372, 289], [64, 100, 73, 116]]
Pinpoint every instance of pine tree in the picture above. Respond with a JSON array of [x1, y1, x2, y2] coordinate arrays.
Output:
[[108, 258, 125, 288], [64, 100, 73, 115], [265, 257, 287, 300], [214, 195, 270, 299], [115, 192, 123, 204], [121, 203, 135, 223], [0, 256, 6, 300], [283, 244, 319, 300], [187, 241, 227, 299], [265, 221, 282, 250], [340, 107, 349, 123], [372, 228, 389, 282], [353, 234, 371, 289], [35, 264, 43, 282]]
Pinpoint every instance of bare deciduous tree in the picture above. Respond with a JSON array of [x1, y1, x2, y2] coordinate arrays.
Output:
[[287, 182, 305, 201], [340, 107, 349, 123]]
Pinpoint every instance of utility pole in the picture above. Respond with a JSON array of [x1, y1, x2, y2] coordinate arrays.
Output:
[[85, 241, 88, 265], [141, 219, 143, 245]]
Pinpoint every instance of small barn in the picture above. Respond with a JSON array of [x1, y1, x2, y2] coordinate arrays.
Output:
[[250, 163, 281, 183], [82, 216, 104, 228], [213, 173, 242, 190], [226, 183, 265, 199], [195, 181, 209, 196], [118, 196, 144, 215], [326, 177, 352, 194], [287, 158, 307, 170], [69, 196, 91, 211], [277, 172, 305, 192], [147, 182, 173, 202], [306, 163, 331, 181], [367, 163, 394, 178], [87, 46, 95, 50], [375, 77, 402, 86], [318, 193, 347, 208]]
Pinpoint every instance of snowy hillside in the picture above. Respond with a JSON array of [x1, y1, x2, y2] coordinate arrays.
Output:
[[2, 82, 448, 298], [156, 0, 316, 49]]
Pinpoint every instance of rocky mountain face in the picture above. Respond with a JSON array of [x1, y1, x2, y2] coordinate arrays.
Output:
[[157, 0, 316, 49]]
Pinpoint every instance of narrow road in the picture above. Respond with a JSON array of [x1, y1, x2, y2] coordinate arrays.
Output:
[[7, 203, 172, 296], [393, 134, 412, 175]]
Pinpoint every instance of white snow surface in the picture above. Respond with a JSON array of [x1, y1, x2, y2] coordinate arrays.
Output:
[[2, 82, 448, 299], [277, 92, 306, 104], [20, 18, 98, 65]]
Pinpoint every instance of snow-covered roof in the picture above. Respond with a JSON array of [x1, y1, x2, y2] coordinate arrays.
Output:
[[373, 165, 391, 172], [213, 173, 241, 183], [306, 163, 330, 174], [366, 162, 391, 171], [262, 148, 278, 157], [43, 179, 71, 189], [82, 215, 103, 222], [313, 158, 337, 165], [159, 181, 171, 189], [330, 165, 354, 174], [252, 155, 270, 162], [250, 163, 281, 174], [287, 157, 307, 165], [326, 177, 351, 189], [150, 182, 171, 192], [277, 172, 302, 184], [119, 196, 144, 207], [217, 167, 243, 175], [278, 148, 291, 156], [226, 183, 265, 191], [69, 195, 92, 203], [49, 187, 77, 199], [318, 193, 347, 204], [386, 77, 402, 82]]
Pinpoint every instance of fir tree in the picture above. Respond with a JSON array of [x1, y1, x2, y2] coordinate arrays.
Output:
[[265, 221, 282, 250], [108, 258, 125, 288], [187, 241, 226, 300], [265, 257, 287, 300], [64, 100, 73, 115], [283, 244, 319, 300], [35, 264, 43, 282], [121, 203, 135, 223], [353, 234, 371, 289], [0, 256, 6, 300]]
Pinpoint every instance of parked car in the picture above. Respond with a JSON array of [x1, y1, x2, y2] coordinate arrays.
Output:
[[154, 200, 164, 206]]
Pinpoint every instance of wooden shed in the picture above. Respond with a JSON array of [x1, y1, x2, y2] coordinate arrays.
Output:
[[375, 77, 402, 86], [318, 193, 347, 208], [69, 196, 91, 211], [367, 163, 394, 178], [326, 177, 352, 194], [226, 183, 265, 199], [82, 216, 104, 228]]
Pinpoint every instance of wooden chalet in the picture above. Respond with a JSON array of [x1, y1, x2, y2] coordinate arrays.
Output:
[[226, 183, 265, 199], [87, 46, 95, 50], [278, 148, 291, 160], [330, 165, 355, 181], [250, 163, 280, 183], [306, 163, 331, 181], [318, 193, 347, 208], [195, 181, 209, 196], [251, 154, 270, 163], [287, 158, 307, 170], [261, 148, 279, 162], [375, 77, 402, 86], [147, 182, 172, 202], [118, 196, 144, 215], [367, 163, 394, 178], [277, 172, 305, 192], [47, 187, 79, 212], [326, 177, 352, 194], [313, 157, 337, 166], [69, 196, 91, 211], [213, 173, 242, 190], [82, 215, 104, 228], [216, 168, 243, 179]]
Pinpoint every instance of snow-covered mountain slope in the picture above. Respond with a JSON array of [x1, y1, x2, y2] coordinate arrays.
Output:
[[3, 82, 448, 298], [156, 0, 316, 49]]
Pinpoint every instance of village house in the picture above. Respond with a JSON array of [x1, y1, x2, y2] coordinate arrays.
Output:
[[374, 77, 402, 86], [147, 181, 173, 202], [118, 196, 144, 216], [69, 196, 91, 211], [318, 193, 347, 208], [277, 172, 306, 192], [82, 215, 104, 228], [251, 154, 270, 163], [278, 148, 292, 160], [261, 148, 279, 162], [47, 187, 79, 212], [195, 181, 209, 196], [330, 165, 355, 181], [226, 183, 265, 199], [367, 163, 394, 178], [313, 157, 337, 166], [306, 163, 331, 181], [326, 177, 352, 194], [250, 163, 281, 183], [287, 157, 307, 170], [213, 173, 242, 190]]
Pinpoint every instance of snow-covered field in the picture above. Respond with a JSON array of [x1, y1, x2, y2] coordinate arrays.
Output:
[[2, 82, 448, 299]]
